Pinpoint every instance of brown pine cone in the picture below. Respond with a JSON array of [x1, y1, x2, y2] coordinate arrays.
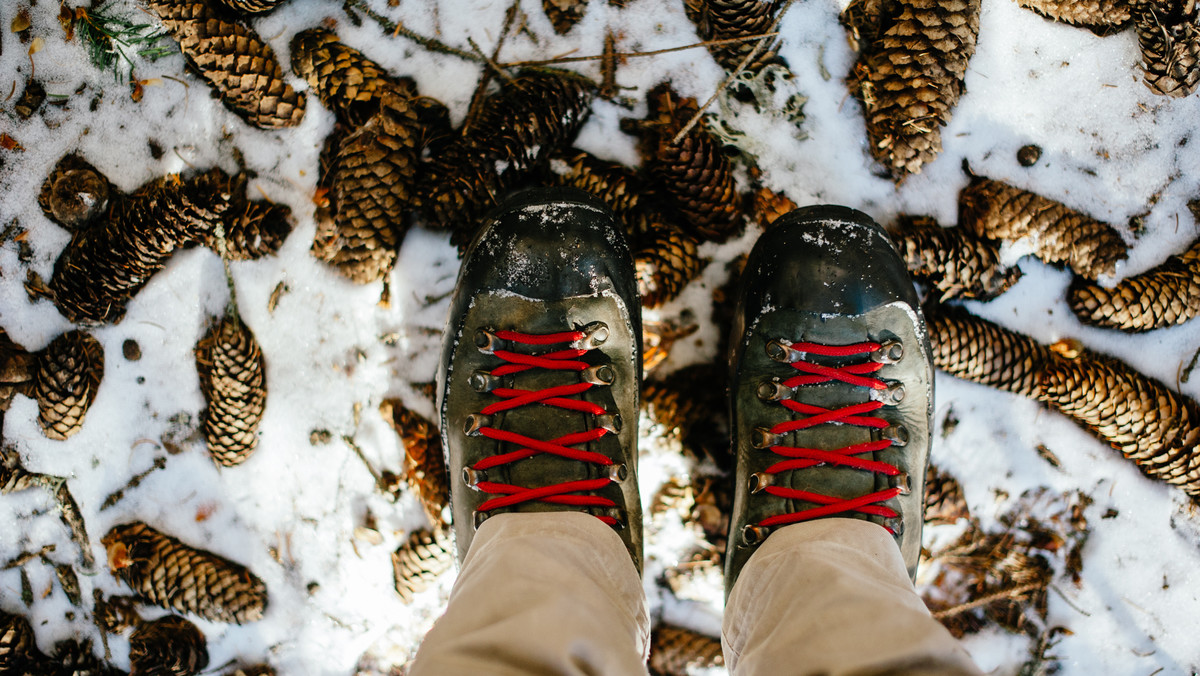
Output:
[[421, 69, 597, 241], [635, 219, 705, 308], [35, 331, 104, 441], [924, 464, 971, 524], [1, 451, 49, 494], [1017, 0, 1134, 33], [214, 0, 288, 14], [926, 305, 1056, 399], [848, 0, 981, 180], [543, 0, 588, 33], [1135, 1, 1200, 96], [642, 318, 699, 376], [208, 200, 292, 261], [686, 0, 787, 72], [1, 610, 45, 673], [648, 624, 724, 676], [648, 476, 695, 522], [1, 329, 37, 411], [634, 85, 743, 243], [103, 522, 268, 624], [315, 89, 422, 283], [48, 638, 123, 676], [1067, 237, 1200, 332], [379, 400, 449, 526], [129, 615, 209, 676], [145, 0, 304, 129], [892, 216, 1021, 301], [958, 175, 1128, 280], [93, 595, 141, 634], [196, 317, 267, 467], [39, 154, 112, 231], [1042, 353, 1200, 496], [749, 184, 797, 227], [289, 29, 405, 127], [49, 169, 240, 325], [549, 149, 647, 234], [643, 364, 731, 470], [392, 526, 455, 603]]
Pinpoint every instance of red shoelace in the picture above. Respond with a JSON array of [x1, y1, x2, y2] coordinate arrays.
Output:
[[469, 329, 621, 525], [756, 340, 903, 531]]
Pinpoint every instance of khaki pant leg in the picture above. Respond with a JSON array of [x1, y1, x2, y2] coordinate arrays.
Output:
[[723, 518, 982, 676], [407, 512, 650, 676]]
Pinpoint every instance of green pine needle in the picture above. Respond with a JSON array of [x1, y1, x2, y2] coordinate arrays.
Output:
[[74, 3, 174, 84]]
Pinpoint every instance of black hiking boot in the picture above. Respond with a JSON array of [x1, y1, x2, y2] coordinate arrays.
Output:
[[725, 205, 933, 593], [438, 187, 644, 572]]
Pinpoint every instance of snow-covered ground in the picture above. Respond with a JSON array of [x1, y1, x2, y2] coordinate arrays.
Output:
[[2, 0, 1199, 674]]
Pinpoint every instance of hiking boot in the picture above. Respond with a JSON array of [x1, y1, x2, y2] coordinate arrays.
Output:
[[438, 187, 644, 572], [725, 205, 933, 592]]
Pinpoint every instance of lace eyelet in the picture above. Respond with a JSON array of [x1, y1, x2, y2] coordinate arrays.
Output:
[[757, 379, 791, 402], [464, 413, 491, 436], [573, 322, 610, 349], [474, 328, 506, 354], [582, 364, 615, 385], [748, 472, 773, 494], [871, 340, 904, 364], [742, 524, 770, 546]]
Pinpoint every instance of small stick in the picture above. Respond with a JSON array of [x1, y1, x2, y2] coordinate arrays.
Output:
[[100, 456, 168, 512], [462, 0, 520, 135], [343, 435, 382, 484], [342, 0, 482, 63], [931, 581, 1046, 619], [2, 544, 56, 570], [496, 32, 781, 68], [671, 0, 796, 146]]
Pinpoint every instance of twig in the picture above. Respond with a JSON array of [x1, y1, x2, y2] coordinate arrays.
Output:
[[100, 456, 167, 511], [342, 0, 481, 63], [343, 435, 382, 483], [467, 38, 515, 83], [931, 581, 1046, 619], [496, 32, 781, 68], [2, 544, 56, 570], [54, 482, 95, 570], [462, 0, 520, 135], [671, 0, 796, 145]]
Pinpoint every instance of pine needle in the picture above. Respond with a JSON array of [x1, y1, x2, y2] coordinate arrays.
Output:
[[74, 3, 174, 84]]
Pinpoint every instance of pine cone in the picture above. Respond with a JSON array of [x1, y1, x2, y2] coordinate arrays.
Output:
[[290, 29, 406, 127], [648, 624, 724, 676], [145, 0, 304, 129], [686, 0, 786, 72], [958, 175, 1128, 280], [1135, 1, 1200, 97], [103, 522, 268, 623], [196, 317, 267, 467], [1, 329, 37, 411], [749, 184, 797, 227], [48, 639, 123, 676], [39, 154, 112, 231], [49, 169, 240, 325], [1, 453, 47, 494], [35, 331, 104, 440], [421, 69, 597, 242], [214, 0, 288, 14], [642, 318, 699, 376], [1016, 0, 1134, 34], [892, 216, 1021, 301], [926, 305, 1056, 399], [206, 200, 292, 261], [924, 464, 970, 524], [634, 85, 743, 242], [1, 610, 44, 673], [648, 476, 695, 521], [316, 89, 422, 283], [129, 615, 209, 676], [380, 400, 449, 526], [392, 526, 455, 603], [1042, 353, 1200, 496], [643, 364, 731, 470], [1067, 237, 1200, 332], [543, 0, 588, 33], [848, 0, 981, 180], [549, 149, 647, 234], [93, 595, 141, 634], [635, 219, 705, 308]]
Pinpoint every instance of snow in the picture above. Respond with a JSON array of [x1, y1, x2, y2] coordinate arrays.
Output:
[[3, 0, 1200, 674]]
